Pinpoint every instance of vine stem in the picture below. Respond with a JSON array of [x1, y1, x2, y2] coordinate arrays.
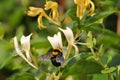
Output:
[[65, 43, 73, 60], [43, 11, 61, 27], [90, 48, 99, 61], [116, 66, 120, 80]]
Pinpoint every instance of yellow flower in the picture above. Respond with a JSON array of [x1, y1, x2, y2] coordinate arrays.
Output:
[[74, 0, 95, 19], [44, 1, 59, 21], [27, 6, 60, 29], [27, 7, 47, 28]]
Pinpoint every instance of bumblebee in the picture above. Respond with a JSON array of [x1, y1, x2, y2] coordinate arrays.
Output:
[[39, 48, 64, 67]]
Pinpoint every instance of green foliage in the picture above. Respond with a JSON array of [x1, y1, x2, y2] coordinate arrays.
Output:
[[0, 0, 120, 80], [62, 57, 104, 78], [0, 25, 4, 39], [8, 72, 35, 80]]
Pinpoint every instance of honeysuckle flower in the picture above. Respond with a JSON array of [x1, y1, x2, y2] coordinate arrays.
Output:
[[27, 7, 47, 28], [59, 27, 78, 59], [44, 1, 59, 21], [74, 0, 95, 19], [14, 34, 38, 70], [27, 7, 43, 17], [20, 34, 32, 61], [47, 32, 63, 49], [59, 27, 74, 45], [27, 4, 60, 29]]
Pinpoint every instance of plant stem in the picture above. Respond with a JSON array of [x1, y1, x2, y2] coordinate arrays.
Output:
[[116, 66, 120, 80], [43, 12, 61, 27], [65, 43, 73, 60], [108, 73, 113, 80]]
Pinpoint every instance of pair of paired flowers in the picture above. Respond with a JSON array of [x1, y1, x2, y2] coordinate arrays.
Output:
[[27, 0, 95, 29], [14, 27, 78, 69], [27, 1, 60, 29]]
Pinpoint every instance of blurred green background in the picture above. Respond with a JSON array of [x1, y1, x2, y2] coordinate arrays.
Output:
[[0, 0, 120, 80]]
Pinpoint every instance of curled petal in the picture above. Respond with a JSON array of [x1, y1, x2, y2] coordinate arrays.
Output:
[[45, 1, 58, 10], [59, 27, 74, 45], [27, 7, 44, 16], [47, 32, 62, 49], [52, 10, 58, 20], [85, 0, 90, 7], [14, 37, 25, 57], [14, 37, 38, 70], [77, 5, 85, 19], [44, 1, 58, 20], [88, 1, 95, 16], [74, 0, 95, 19], [74, 0, 84, 5], [73, 44, 79, 55], [37, 15, 47, 29]]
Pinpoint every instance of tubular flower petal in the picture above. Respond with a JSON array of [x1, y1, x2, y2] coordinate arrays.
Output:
[[27, 7, 48, 29], [27, 6, 60, 28], [47, 32, 63, 49], [59, 27, 74, 45], [59, 27, 78, 59], [20, 34, 32, 52], [74, 0, 95, 19], [45, 1, 58, 10], [37, 15, 47, 29], [20, 34, 32, 61], [44, 1, 58, 20], [14, 34, 38, 70], [88, 1, 95, 16], [27, 7, 42, 16]]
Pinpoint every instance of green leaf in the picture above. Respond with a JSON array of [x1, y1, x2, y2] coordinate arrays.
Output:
[[93, 38, 96, 46], [84, 10, 116, 27], [92, 74, 108, 80], [101, 67, 116, 74], [86, 24, 120, 49], [106, 56, 112, 64], [98, 44, 104, 57], [8, 72, 35, 80], [0, 26, 4, 39], [62, 57, 104, 78], [68, 6, 79, 21], [8, 8, 24, 28], [61, 9, 71, 23], [0, 40, 13, 69]]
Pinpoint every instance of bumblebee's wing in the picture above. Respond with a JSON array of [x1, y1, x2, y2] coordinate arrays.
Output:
[[56, 56, 64, 64], [39, 52, 52, 61]]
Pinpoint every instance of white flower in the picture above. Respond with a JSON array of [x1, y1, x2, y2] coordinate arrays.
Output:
[[59, 27, 74, 45], [20, 34, 32, 52], [59, 27, 78, 59], [20, 34, 32, 61], [47, 32, 63, 49], [13, 34, 38, 70]]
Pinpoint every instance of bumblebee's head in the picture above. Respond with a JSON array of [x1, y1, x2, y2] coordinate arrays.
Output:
[[52, 48, 62, 56]]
